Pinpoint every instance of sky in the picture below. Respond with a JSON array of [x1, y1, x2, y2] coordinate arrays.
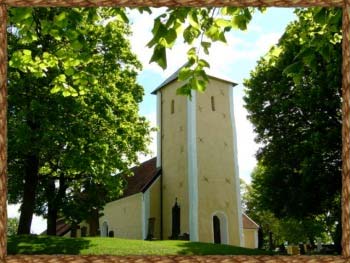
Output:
[[8, 7, 296, 234]]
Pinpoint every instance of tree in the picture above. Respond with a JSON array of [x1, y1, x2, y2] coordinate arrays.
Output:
[[246, 165, 332, 249], [8, 7, 151, 234], [244, 8, 342, 250], [7, 218, 19, 236]]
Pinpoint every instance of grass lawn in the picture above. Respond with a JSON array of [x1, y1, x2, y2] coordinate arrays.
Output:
[[8, 235, 273, 256]]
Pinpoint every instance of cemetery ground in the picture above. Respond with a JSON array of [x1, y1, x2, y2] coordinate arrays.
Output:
[[7, 235, 272, 256], [5, 235, 350, 263]]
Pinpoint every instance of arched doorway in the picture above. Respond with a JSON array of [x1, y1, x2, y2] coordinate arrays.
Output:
[[171, 199, 180, 239], [101, 221, 108, 237], [212, 212, 229, 244], [213, 215, 221, 244]]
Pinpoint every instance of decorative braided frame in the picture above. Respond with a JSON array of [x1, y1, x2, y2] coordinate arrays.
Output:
[[0, 0, 349, 262]]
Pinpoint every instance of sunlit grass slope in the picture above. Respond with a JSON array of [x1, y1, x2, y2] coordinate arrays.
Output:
[[8, 235, 273, 256]]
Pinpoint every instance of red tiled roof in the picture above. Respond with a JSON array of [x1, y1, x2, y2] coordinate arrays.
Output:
[[121, 157, 161, 199], [56, 219, 72, 236], [41, 219, 72, 236], [242, 213, 259, 229]]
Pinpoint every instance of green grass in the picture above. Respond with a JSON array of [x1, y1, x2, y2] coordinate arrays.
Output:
[[8, 235, 273, 256]]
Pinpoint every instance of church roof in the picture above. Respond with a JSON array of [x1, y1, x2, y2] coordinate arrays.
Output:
[[121, 157, 161, 199], [242, 213, 259, 229], [151, 65, 237, 95], [41, 218, 72, 236]]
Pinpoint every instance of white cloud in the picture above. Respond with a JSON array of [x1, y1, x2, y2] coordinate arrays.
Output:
[[7, 204, 46, 234], [233, 87, 260, 184], [138, 111, 157, 163], [7, 203, 20, 218], [128, 9, 189, 78]]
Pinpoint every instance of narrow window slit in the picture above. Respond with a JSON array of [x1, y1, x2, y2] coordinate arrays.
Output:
[[171, 99, 175, 114], [211, 96, 215, 111]]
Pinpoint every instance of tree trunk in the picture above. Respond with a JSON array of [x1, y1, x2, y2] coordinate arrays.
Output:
[[258, 227, 264, 249], [0, 5, 8, 259], [269, 231, 273, 251], [17, 155, 39, 235], [334, 219, 342, 254], [47, 204, 57, 236], [342, 1, 350, 257], [88, 208, 99, 236], [70, 222, 77, 238], [46, 178, 57, 236], [47, 175, 67, 235]]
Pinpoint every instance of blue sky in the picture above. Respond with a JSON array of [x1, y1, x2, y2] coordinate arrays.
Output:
[[8, 8, 297, 234]]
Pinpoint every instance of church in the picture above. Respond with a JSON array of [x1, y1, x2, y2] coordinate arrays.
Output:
[[97, 68, 259, 248]]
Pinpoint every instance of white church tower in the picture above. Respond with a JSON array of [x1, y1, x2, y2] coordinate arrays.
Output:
[[152, 69, 243, 246]]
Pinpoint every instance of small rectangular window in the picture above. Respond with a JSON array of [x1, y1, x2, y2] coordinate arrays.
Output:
[[211, 96, 215, 111], [171, 99, 175, 114]]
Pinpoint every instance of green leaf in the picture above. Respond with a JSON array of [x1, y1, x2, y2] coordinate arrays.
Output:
[[54, 12, 68, 27], [11, 8, 32, 23], [65, 68, 75, 76], [188, 11, 200, 30], [176, 83, 191, 96], [205, 25, 220, 40], [198, 59, 210, 69], [232, 15, 248, 30], [270, 46, 283, 57], [215, 18, 231, 28], [137, 7, 152, 14], [165, 29, 177, 48], [149, 45, 167, 69], [282, 62, 302, 77], [178, 67, 192, 81], [218, 32, 227, 43], [187, 47, 198, 64], [72, 40, 83, 51], [220, 7, 239, 16], [201, 41, 211, 55], [62, 90, 71, 97], [183, 26, 200, 44], [115, 11, 129, 23], [22, 49, 32, 56], [147, 19, 167, 48]]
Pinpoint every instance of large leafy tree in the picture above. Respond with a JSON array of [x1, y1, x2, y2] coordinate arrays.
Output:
[[245, 165, 334, 250], [244, 8, 342, 249], [8, 7, 151, 234]]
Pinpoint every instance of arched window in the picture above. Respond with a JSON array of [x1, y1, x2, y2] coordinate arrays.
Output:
[[171, 99, 175, 114], [211, 96, 215, 111]]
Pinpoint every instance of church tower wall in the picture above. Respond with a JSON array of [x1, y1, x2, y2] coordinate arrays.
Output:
[[156, 75, 242, 245], [160, 80, 190, 239], [195, 78, 242, 246]]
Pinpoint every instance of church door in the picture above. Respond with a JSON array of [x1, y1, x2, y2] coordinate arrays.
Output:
[[171, 199, 180, 239], [213, 215, 221, 244]]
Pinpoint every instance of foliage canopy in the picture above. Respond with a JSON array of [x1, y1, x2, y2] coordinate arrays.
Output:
[[244, 8, 342, 249], [7, 7, 152, 234]]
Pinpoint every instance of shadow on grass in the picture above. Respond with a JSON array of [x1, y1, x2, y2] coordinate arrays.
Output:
[[173, 241, 274, 256], [8, 235, 92, 255]]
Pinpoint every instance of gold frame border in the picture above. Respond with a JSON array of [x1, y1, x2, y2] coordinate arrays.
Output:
[[0, 0, 349, 260]]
